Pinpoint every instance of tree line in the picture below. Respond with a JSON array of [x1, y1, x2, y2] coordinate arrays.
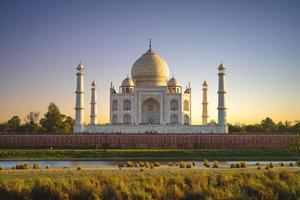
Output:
[[228, 117, 300, 133], [0, 103, 74, 134], [1, 105, 299, 134]]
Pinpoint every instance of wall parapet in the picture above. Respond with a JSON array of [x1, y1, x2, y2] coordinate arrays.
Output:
[[0, 134, 297, 149]]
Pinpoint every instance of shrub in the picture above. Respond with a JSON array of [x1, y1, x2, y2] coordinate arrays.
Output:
[[256, 162, 260, 166], [77, 166, 81, 170], [33, 162, 40, 169], [138, 161, 145, 167], [235, 163, 240, 168], [212, 161, 219, 168], [269, 162, 274, 168], [126, 161, 134, 167], [145, 162, 150, 168], [0, 166, 3, 170], [153, 162, 160, 167], [192, 161, 196, 166], [240, 161, 246, 168], [265, 165, 269, 170], [179, 162, 186, 168], [45, 164, 50, 169], [186, 163, 192, 168], [118, 163, 125, 168], [134, 163, 140, 168], [168, 162, 173, 166], [140, 168, 144, 172], [296, 161, 300, 166], [289, 162, 294, 167], [11, 166, 16, 170], [280, 161, 284, 167], [230, 163, 235, 168], [257, 166, 261, 170], [203, 159, 209, 167], [16, 162, 30, 170]]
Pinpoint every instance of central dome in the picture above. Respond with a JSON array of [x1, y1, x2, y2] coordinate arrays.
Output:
[[131, 48, 169, 88]]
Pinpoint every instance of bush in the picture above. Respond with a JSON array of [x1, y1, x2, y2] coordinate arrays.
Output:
[[179, 162, 186, 168], [265, 165, 269, 170], [290, 162, 294, 167], [296, 161, 300, 166], [230, 163, 235, 168], [257, 166, 261, 170], [77, 166, 81, 170], [280, 161, 284, 167], [16, 163, 30, 170], [240, 161, 246, 168], [212, 161, 219, 168], [203, 159, 209, 167], [256, 162, 260, 166], [126, 161, 134, 167], [235, 163, 240, 168], [168, 162, 173, 166], [140, 168, 144, 172], [153, 162, 160, 167], [0, 166, 3, 170], [186, 163, 192, 168], [269, 162, 274, 168], [192, 161, 196, 166], [138, 161, 145, 167], [45, 164, 50, 169], [33, 162, 40, 169], [145, 162, 150, 168], [118, 163, 125, 168], [135, 163, 140, 168]]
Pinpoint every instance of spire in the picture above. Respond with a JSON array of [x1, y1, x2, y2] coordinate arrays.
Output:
[[149, 38, 152, 50]]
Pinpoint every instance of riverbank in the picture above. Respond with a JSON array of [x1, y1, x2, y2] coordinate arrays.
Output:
[[0, 166, 299, 199], [0, 148, 298, 161]]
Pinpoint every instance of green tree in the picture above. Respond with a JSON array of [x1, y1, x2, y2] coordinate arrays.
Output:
[[61, 115, 74, 133], [22, 111, 41, 132], [6, 116, 21, 132], [261, 117, 275, 132], [292, 120, 300, 133], [40, 103, 64, 133]]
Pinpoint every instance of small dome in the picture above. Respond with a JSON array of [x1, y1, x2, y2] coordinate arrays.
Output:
[[77, 63, 84, 70], [122, 77, 134, 87], [168, 77, 180, 87], [131, 48, 169, 87]]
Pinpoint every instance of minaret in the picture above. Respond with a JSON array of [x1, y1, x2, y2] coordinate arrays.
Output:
[[217, 63, 227, 126], [90, 81, 98, 125], [74, 63, 85, 133], [202, 81, 209, 125]]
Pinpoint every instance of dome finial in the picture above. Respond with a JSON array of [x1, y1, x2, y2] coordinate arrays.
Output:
[[149, 38, 152, 50]]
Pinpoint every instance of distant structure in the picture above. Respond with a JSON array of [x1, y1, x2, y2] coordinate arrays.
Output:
[[74, 63, 85, 133], [202, 81, 208, 125], [90, 81, 98, 125], [74, 41, 228, 134]]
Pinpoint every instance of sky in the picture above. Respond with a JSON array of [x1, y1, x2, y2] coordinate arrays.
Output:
[[0, 0, 299, 125]]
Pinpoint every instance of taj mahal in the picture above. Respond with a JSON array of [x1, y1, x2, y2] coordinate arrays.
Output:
[[74, 41, 228, 134]]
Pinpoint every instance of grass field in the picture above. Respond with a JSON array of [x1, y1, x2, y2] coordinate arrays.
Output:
[[0, 148, 299, 161], [0, 164, 300, 200]]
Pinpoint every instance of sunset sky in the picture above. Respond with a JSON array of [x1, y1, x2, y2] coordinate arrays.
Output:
[[0, 0, 299, 125]]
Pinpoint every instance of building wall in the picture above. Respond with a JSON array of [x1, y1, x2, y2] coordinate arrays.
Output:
[[0, 134, 296, 149], [86, 124, 227, 134]]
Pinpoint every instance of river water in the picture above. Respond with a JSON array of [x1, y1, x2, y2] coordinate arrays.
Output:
[[0, 160, 295, 168]]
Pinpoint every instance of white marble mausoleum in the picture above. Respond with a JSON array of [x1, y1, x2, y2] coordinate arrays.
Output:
[[74, 41, 228, 134]]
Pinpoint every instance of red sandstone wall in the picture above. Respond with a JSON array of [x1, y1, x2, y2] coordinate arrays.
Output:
[[0, 134, 297, 149]]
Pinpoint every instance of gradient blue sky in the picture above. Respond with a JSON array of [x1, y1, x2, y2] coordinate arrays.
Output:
[[0, 0, 299, 124]]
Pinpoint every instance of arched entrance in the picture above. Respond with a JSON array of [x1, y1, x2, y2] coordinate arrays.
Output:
[[141, 98, 160, 124]]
